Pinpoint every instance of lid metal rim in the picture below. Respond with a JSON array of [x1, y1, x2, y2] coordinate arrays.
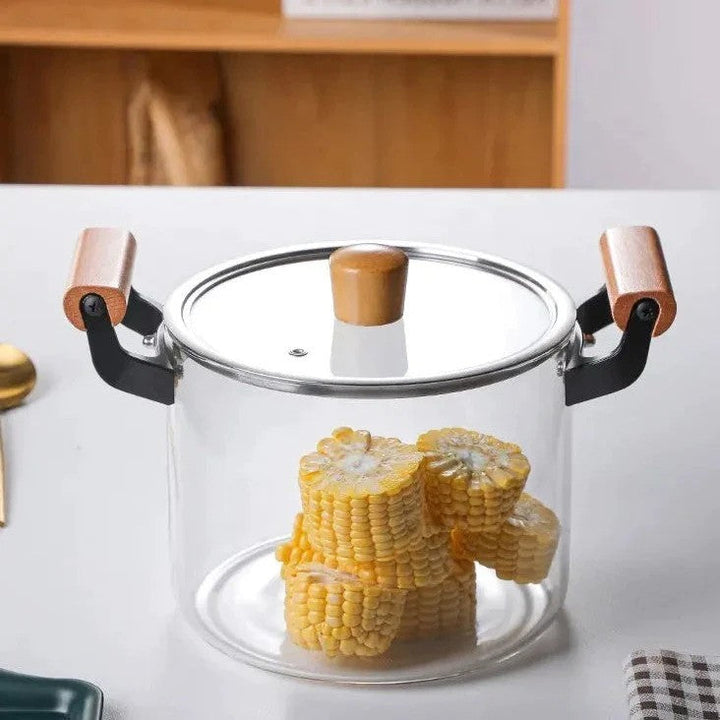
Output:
[[162, 242, 578, 398]]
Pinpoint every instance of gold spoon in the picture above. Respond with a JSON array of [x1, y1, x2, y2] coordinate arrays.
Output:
[[0, 344, 37, 526]]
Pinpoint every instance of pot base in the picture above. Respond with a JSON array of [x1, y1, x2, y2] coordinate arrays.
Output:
[[193, 538, 563, 684]]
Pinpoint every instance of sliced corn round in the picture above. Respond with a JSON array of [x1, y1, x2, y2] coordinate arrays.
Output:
[[352, 530, 453, 590], [284, 562, 407, 657], [452, 493, 560, 584], [277, 513, 453, 590], [300, 427, 425, 563], [397, 560, 477, 642], [276, 513, 329, 578], [418, 428, 530, 533]]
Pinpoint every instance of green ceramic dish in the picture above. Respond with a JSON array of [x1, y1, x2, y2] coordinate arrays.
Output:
[[0, 669, 102, 719]]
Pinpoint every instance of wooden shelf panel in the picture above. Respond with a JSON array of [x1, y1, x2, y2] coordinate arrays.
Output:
[[0, 0, 559, 56]]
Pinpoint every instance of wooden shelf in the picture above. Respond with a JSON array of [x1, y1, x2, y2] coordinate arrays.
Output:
[[0, 0, 560, 56], [0, 0, 568, 188]]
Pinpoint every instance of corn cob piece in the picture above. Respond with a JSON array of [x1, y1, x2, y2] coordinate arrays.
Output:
[[352, 530, 452, 590], [276, 514, 327, 578], [299, 427, 425, 563], [451, 493, 560, 584], [397, 560, 476, 641], [284, 562, 407, 657], [418, 428, 530, 533], [277, 513, 453, 589]]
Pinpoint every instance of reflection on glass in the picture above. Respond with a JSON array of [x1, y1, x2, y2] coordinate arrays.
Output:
[[330, 318, 408, 378]]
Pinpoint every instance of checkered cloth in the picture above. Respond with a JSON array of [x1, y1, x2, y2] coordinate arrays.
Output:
[[625, 650, 720, 719]]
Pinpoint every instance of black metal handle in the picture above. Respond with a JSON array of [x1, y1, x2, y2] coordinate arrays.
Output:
[[123, 287, 164, 336], [79, 292, 175, 405], [565, 286, 659, 406]]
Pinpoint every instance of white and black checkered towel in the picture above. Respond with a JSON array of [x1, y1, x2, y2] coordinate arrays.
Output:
[[625, 650, 720, 719]]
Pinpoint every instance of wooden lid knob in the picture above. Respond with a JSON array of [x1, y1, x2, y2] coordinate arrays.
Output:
[[330, 244, 408, 326]]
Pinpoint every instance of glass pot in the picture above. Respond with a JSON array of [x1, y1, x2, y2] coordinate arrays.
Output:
[[62, 226, 676, 684]]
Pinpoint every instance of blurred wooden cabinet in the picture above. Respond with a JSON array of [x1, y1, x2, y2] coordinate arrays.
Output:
[[0, 0, 568, 187]]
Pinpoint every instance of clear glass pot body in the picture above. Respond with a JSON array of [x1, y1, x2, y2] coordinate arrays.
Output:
[[167, 332, 576, 684]]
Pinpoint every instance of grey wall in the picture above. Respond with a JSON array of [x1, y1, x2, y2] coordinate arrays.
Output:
[[568, 0, 720, 188]]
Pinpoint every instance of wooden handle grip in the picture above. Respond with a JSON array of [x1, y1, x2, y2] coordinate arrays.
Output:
[[330, 244, 408, 326], [63, 228, 137, 330], [600, 226, 676, 337]]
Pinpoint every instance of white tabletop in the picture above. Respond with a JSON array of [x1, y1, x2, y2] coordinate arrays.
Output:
[[0, 186, 717, 720]]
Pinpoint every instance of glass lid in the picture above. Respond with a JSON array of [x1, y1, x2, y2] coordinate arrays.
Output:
[[163, 244, 577, 397]]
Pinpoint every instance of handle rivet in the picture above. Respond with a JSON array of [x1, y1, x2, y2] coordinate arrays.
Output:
[[289, 348, 308, 357], [81, 294, 105, 318], [635, 301, 657, 322]]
